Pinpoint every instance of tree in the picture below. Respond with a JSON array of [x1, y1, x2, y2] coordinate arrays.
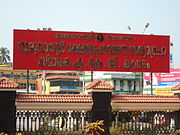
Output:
[[0, 47, 11, 63]]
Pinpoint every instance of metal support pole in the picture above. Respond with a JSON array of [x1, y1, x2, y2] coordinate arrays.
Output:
[[140, 72, 144, 95], [27, 70, 29, 94], [91, 71, 93, 82], [83, 73, 85, 92], [151, 72, 153, 94]]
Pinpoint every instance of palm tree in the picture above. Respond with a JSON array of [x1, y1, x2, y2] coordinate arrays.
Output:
[[0, 47, 11, 63]]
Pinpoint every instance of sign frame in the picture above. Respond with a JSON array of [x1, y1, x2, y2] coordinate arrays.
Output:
[[13, 29, 170, 72]]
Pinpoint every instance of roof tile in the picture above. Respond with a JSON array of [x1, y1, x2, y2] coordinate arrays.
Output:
[[85, 79, 115, 90], [16, 94, 180, 103], [0, 77, 19, 89], [171, 84, 180, 90], [16, 94, 92, 103], [112, 95, 180, 103]]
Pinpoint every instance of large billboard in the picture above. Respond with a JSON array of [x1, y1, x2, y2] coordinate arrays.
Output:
[[144, 68, 180, 87], [14, 30, 170, 72]]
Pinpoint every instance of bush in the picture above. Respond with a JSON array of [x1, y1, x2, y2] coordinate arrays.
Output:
[[84, 120, 105, 135]]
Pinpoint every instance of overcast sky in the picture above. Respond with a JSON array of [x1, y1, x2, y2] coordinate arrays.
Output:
[[0, 0, 180, 68]]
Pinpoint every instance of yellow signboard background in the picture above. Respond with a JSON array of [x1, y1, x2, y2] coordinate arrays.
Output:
[[155, 88, 174, 96]]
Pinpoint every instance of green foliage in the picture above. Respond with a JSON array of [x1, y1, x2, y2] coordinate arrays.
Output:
[[0, 47, 11, 62]]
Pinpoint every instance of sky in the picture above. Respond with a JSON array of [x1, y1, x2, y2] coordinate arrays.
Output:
[[0, 0, 180, 68]]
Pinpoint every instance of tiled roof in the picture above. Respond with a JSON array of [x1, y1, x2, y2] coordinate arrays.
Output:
[[16, 94, 180, 104], [112, 95, 180, 103], [16, 94, 92, 103], [46, 75, 79, 80], [0, 77, 19, 89], [85, 79, 115, 90], [171, 84, 180, 90]]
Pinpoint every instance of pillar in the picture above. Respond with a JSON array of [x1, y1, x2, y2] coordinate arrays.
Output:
[[0, 91, 16, 134], [175, 111, 180, 130], [92, 92, 112, 135]]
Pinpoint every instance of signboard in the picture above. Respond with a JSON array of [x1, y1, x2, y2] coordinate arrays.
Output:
[[155, 88, 174, 96], [144, 68, 180, 87], [49, 86, 60, 92], [14, 30, 170, 72]]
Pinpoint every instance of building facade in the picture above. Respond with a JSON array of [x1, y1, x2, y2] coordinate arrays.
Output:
[[37, 70, 83, 94], [0, 64, 37, 93], [80, 71, 140, 95], [0, 64, 141, 95]]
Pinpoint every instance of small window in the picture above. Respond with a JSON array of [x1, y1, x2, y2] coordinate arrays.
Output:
[[113, 80, 116, 86], [29, 74, 34, 79], [120, 80, 123, 91], [20, 73, 25, 79], [14, 74, 20, 79], [30, 84, 36, 90], [134, 81, 137, 91], [4, 74, 10, 78], [10, 72, 14, 78], [19, 83, 27, 89], [0, 72, 4, 77], [128, 80, 132, 91]]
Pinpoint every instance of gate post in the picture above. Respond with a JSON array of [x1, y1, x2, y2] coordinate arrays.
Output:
[[85, 79, 115, 135], [0, 91, 16, 134], [0, 77, 19, 134], [92, 92, 112, 135], [175, 111, 180, 130]]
